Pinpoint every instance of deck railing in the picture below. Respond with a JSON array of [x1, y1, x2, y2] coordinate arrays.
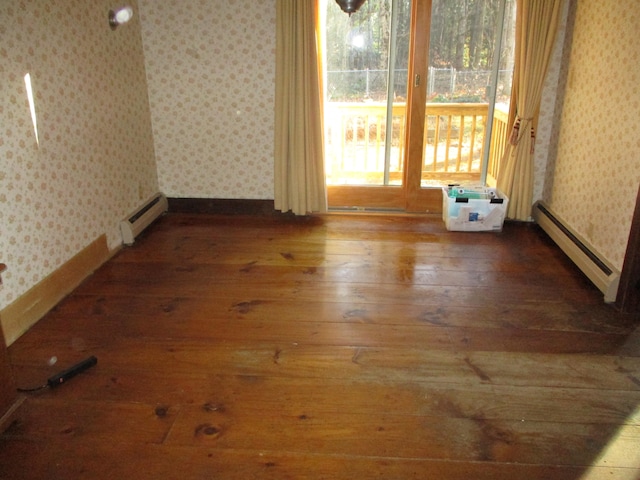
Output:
[[325, 103, 406, 185], [325, 102, 510, 186], [486, 105, 510, 186]]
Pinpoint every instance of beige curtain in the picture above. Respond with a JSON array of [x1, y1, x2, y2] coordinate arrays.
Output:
[[496, 0, 563, 220], [274, 1, 327, 215]]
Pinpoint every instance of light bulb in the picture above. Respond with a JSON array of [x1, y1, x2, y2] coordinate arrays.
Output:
[[109, 5, 134, 30], [115, 6, 133, 24]]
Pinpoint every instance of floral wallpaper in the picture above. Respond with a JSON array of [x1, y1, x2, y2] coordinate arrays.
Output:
[[542, 0, 640, 271], [0, 0, 158, 308], [138, 0, 276, 199]]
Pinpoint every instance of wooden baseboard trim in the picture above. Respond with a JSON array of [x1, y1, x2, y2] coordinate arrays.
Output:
[[0, 235, 113, 346], [168, 198, 278, 216]]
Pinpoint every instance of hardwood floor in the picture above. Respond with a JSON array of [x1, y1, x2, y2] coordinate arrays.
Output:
[[1, 212, 639, 479]]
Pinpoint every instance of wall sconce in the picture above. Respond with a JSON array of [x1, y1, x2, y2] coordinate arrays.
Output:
[[109, 6, 134, 30], [335, 0, 367, 15]]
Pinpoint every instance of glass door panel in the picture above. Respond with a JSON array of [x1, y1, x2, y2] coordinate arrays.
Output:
[[486, 0, 516, 186], [322, 0, 412, 209], [420, 0, 516, 189]]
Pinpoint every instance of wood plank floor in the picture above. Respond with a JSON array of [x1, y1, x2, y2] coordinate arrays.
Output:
[[2, 212, 640, 479]]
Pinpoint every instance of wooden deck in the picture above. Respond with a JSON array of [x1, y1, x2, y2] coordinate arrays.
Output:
[[325, 102, 509, 187], [1, 212, 639, 479]]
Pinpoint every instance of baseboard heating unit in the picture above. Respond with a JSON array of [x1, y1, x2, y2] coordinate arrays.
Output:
[[532, 201, 620, 303], [120, 193, 168, 245]]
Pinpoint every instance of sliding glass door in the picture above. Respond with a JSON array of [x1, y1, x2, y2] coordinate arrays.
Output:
[[321, 0, 515, 212]]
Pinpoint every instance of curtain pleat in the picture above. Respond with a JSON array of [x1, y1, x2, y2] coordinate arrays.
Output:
[[274, 1, 327, 215], [497, 0, 562, 220]]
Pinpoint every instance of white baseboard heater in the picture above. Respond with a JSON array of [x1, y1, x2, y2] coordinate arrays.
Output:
[[532, 201, 620, 303], [120, 193, 168, 245]]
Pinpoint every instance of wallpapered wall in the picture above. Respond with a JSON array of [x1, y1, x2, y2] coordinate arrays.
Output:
[[138, 0, 276, 199], [542, 0, 640, 271], [0, 0, 158, 308]]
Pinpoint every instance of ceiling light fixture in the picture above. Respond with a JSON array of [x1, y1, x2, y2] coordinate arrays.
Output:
[[109, 6, 134, 30], [335, 0, 367, 15]]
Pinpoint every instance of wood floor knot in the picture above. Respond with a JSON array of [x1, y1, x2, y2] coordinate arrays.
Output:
[[154, 405, 170, 418], [194, 423, 222, 438]]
